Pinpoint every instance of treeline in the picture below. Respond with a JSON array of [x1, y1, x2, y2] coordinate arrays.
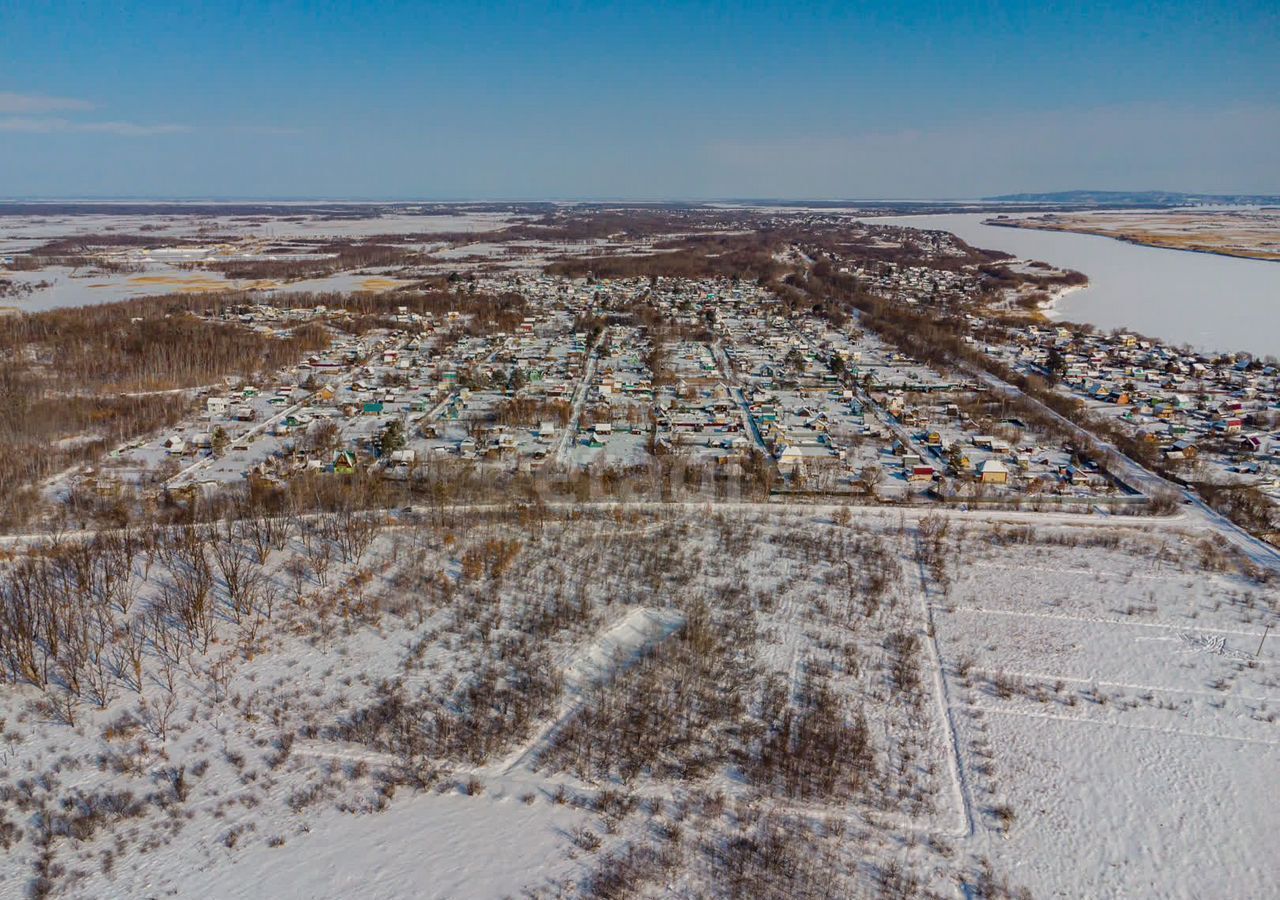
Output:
[[110, 452, 782, 535], [503, 207, 731, 243], [1195, 482, 1278, 537], [801, 223, 1010, 271], [0, 308, 329, 391], [546, 232, 787, 282], [490, 397, 572, 428], [541, 218, 1011, 301], [0, 299, 332, 529], [0, 385, 187, 530], [206, 240, 428, 281], [6, 234, 206, 271]]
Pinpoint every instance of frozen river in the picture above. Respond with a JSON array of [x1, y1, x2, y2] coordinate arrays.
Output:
[[864, 213, 1280, 358]]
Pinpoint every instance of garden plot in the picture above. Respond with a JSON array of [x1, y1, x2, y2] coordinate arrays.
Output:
[[665, 340, 721, 381], [936, 530, 1276, 710], [924, 522, 1278, 897], [566, 426, 652, 468], [950, 704, 1277, 898]]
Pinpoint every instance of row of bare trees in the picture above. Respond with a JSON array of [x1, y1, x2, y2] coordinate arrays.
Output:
[[0, 506, 385, 720], [0, 295, 334, 529]]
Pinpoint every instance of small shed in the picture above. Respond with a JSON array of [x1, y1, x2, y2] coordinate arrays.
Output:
[[980, 459, 1009, 484]]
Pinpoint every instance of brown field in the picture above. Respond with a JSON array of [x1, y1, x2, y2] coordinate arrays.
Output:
[[358, 276, 411, 291], [987, 210, 1280, 261], [127, 274, 235, 291]]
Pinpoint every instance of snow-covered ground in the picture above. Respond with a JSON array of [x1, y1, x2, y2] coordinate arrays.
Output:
[[166, 792, 592, 900], [0, 209, 518, 310], [0, 502, 1273, 898], [938, 536, 1277, 897]]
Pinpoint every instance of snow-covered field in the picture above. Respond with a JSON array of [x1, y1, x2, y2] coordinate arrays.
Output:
[[0, 208, 518, 311], [0, 209, 514, 251], [0, 502, 1274, 898], [167, 793, 592, 900], [938, 534, 1277, 897]]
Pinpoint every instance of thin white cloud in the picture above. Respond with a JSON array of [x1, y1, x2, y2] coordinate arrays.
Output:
[[0, 116, 192, 136], [228, 124, 305, 136], [0, 91, 95, 113], [0, 89, 302, 139]]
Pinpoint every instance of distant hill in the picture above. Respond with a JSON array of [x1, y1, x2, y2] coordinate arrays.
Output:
[[983, 190, 1280, 207]]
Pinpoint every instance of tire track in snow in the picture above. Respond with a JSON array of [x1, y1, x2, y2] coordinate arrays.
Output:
[[964, 561, 1185, 582], [550, 334, 599, 467], [944, 605, 1267, 638], [954, 704, 1280, 746], [912, 533, 975, 839], [962, 666, 1277, 704]]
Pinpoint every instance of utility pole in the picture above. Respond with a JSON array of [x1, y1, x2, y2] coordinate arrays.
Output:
[[1257, 623, 1271, 658]]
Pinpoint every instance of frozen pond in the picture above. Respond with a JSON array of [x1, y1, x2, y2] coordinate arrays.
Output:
[[0, 264, 234, 310], [0, 266, 426, 311], [864, 213, 1280, 358]]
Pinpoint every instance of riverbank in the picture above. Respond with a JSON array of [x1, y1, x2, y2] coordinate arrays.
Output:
[[1037, 281, 1087, 319], [862, 212, 1280, 357], [984, 210, 1280, 263]]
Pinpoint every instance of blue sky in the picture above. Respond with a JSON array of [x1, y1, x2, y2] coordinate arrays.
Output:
[[1, 1, 1276, 199]]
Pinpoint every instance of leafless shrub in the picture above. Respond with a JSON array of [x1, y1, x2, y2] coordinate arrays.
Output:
[[543, 599, 750, 783], [335, 637, 562, 766], [573, 825, 603, 852], [989, 672, 1021, 700], [989, 803, 1016, 831], [583, 839, 681, 899], [0, 808, 21, 850], [749, 670, 874, 802], [877, 859, 925, 900], [885, 631, 921, 697], [964, 857, 1033, 900]]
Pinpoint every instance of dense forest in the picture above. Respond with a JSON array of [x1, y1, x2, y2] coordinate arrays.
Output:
[[0, 300, 332, 529]]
